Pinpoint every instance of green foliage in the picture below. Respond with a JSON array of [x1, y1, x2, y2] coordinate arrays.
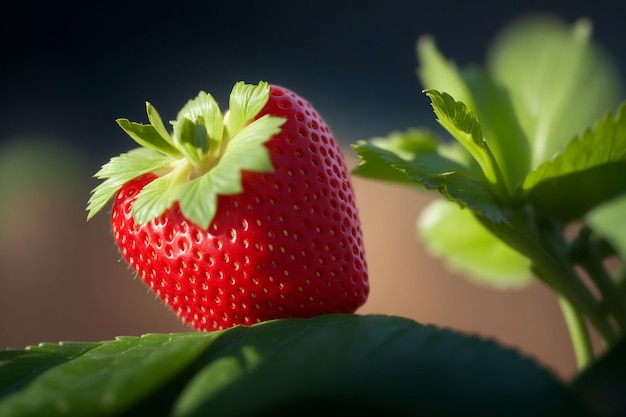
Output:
[[353, 141, 507, 224], [86, 148, 174, 219], [117, 116, 180, 156], [416, 36, 474, 109], [424, 90, 505, 190], [353, 14, 626, 373], [350, 128, 438, 186], [0, 334, 214, 417], [0, 315, 580, 417], [463, 67, 531, 192], [353, 15, 625, 291], [86, 81, 286, 229], [523, 104, 626, 220], [487, 16, 623, 167], [419, 199, 532, 288], [226, 81, 275, 136]]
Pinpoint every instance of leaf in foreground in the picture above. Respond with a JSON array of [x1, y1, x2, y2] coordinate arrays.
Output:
[[570, 336, 626, 416], [0, 333, 216, 417], [0, 315, 578, 417]]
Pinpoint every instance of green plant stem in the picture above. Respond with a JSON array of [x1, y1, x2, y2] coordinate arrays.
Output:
[[481, 212, 620, 358], [557, 296, 594, 370], [532, 256, 617, 344], [579, 254, 626, 332], [571, 228, 626, 333], [531, 220, 619, 347]]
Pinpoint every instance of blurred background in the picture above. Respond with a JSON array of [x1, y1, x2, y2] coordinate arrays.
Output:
[[1, 0, 625, 380]]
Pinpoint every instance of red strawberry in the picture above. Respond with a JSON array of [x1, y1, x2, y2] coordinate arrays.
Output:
[[87, 81, 369, 331]]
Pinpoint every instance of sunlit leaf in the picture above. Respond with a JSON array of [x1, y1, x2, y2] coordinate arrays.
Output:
[[116, 119, 180, 156], [351, 129, 440, 186], [488, 15, 623, 168], [176, 91, 224, 143], [226, 81, 272, 136], [176, 114, 285, 229], [523, 104, 626, 219], [369, 128, 439, 158], [424, 90, 505, 192], [131, 160, 192, 225], [146, 102, 175, 146], [86, 148, 174, 220], [417, 36, 475, 111], [419, 199, 533, 288], [463, 67, 532, 191], [353, 142, 506, 223]]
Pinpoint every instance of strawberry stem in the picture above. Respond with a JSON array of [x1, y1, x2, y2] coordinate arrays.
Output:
[[87, 81, 285, 229]]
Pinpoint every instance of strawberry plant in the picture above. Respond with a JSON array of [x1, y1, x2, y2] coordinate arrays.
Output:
[[1, 14, 625, 417]]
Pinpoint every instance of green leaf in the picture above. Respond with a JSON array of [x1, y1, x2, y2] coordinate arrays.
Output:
[[131, 160, 193, 225], [176, 174, 218, 231], [488, 15, 623, 167], [173, 118, 206, 166], [176, 91, 224, 143], [0, 333, 216, 417], [369, 128, 439, 159], [425, 90, 505, 191], [353, 142, 506, 223], [0, 315, 578, 417], [220, 115, 281, 173], [173, 90, 224, 165], [351, 128, 441, 186], [0, 342, 98, 398], [116, 119, 180, 156], [463, 67, 532, 192], [175, 315, 573, 416], [146, 102, 174, 146], [419, 199, 533, 288], [177, 114, 285, 229], [86, 148, 174, 220], [417, 36, 475, 111], [87, 81, 285, 229], [171, 82, 284, 229], [522, 104, 626, 220], [416, 38, 531, 191], [587, 192, 626, 262], [226, 81, 271, 136]]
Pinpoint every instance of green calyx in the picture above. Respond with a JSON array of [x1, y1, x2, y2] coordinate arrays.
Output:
[[86, 81, 286, 229]]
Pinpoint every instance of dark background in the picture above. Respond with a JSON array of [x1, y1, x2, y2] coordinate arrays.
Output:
[[3, 0, 625, 160], [1, 0, 625, 379]]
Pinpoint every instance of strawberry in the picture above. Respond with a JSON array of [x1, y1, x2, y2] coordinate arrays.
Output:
[[87, 81, 369, 331]]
